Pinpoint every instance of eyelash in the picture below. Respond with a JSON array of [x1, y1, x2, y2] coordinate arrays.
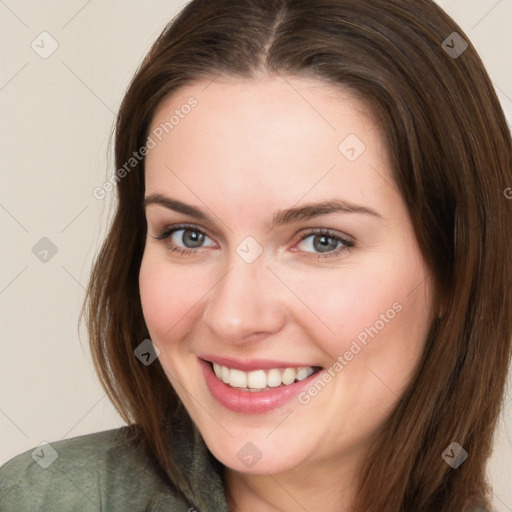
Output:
[[152, 223, 355, 260]]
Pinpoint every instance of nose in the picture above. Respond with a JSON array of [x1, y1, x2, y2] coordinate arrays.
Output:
[[202, 255, 287, 345]]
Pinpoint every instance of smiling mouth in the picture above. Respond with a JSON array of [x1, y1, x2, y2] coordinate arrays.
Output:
[[207, 361, 322, 392]]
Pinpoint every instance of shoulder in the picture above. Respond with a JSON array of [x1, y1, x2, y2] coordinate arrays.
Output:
[[0, 426, 191, 511]]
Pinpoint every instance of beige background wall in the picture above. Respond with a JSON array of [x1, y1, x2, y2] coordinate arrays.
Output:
[[1, 0, 511, 509]]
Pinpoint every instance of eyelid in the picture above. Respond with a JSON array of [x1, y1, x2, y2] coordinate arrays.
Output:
[[297, 227, 354, 244], [152, 222, 215, 242], [152, 222, 353, 242]]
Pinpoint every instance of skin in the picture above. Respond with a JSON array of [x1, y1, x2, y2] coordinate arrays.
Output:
[[139, 74, 436, 512]]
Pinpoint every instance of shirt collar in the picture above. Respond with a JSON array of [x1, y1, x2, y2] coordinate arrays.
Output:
[[151, 410, 229, 512]]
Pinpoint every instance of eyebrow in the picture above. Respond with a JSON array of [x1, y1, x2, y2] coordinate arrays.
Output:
[[143, 193, 384, 229]]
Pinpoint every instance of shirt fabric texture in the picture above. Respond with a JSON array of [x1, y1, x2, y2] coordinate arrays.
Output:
[[0, 412, 229, 511]]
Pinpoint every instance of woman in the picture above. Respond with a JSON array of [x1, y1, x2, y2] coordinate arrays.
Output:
[[1, 0, 511, 510]]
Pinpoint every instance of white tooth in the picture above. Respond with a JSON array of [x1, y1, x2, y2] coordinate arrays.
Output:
[[296, 367, 314, 381], [267, 369, 282, 387], [230, 369, 247, 388], [281, 368, 297, 385], [213, 364, 313, 389], [221, 365, 230, 383], [247, 370, 267, 389]]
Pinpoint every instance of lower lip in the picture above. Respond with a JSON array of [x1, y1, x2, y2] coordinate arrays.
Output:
[[198, 358, 321, 414]]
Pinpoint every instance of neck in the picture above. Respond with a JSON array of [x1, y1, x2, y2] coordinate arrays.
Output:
[[224, 454, 359, 512]]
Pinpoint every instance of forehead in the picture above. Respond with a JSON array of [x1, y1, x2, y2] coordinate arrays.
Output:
[[144, 75, 397, 221]]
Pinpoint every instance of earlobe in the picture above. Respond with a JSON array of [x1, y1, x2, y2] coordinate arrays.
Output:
[[438, 294, 448, 319]]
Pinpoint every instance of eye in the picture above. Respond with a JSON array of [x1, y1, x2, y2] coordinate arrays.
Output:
[[152, 224, 215, 256], [152, 224, 354, 260], [295, 229, 354, 259]]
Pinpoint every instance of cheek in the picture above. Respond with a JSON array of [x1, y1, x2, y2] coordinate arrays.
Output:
[[287, 255, 432, 379], [138, 251, 206, 343], [359, 281, 433, 399], [295, 267, 432, 438]]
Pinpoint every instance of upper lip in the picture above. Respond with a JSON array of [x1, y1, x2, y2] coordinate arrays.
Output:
[[200, 354, 321, 372]]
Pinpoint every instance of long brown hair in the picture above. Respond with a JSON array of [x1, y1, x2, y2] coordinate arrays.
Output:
[[81, 0, 512, 510]]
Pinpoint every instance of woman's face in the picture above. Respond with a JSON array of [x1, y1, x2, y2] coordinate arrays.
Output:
[[139, 75, 435, 477]]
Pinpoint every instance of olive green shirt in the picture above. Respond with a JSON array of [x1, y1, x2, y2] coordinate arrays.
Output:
[[0, 414, 229, 511]]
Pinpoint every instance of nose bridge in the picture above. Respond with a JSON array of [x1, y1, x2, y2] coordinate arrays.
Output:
[[202, 252, 285, 342]]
